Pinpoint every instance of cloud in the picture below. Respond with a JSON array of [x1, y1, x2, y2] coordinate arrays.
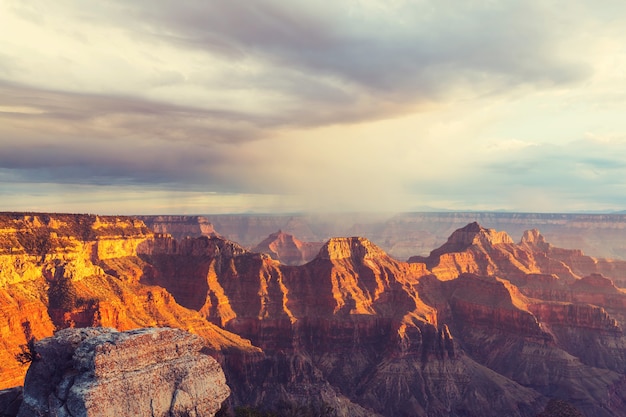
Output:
[[117, 1, 591, 88], [479, 138, 626, 209], [1, 1, 626, 213], [1, 1, 596, 125], [0, 81, 265, 190]]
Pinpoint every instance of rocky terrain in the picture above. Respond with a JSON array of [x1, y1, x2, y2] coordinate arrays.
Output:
[[3, 212, 626, 416], [136, 215, 220, 240], [252, 230, 323, 265], [0, 213, 256, 392], [162, 212, 626, 260], [17, 327, 229, 417], [141, 225, 626, 416]]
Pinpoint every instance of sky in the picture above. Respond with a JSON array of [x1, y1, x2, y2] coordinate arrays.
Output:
[[1, 0, 626, 214]]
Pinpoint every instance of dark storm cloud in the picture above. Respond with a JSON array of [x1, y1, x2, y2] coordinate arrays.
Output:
[[0, 81, 267, 139], [0, 81, 266, 192]]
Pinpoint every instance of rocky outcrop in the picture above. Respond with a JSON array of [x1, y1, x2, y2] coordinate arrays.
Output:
[[538, 399, 585, 417], [137, 215, 219, 240], [17, 327, 229, 417], [252, 230, 322, 265]]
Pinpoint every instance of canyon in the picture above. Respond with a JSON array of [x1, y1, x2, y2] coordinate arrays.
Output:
[[185, 212, 626, 261], [2, 212, 626, 416]]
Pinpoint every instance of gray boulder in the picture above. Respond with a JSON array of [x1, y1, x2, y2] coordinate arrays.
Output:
[[18, 327, 229, 417]]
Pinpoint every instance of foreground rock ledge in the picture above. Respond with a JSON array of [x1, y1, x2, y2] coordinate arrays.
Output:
[[17, 327, 230, 417]]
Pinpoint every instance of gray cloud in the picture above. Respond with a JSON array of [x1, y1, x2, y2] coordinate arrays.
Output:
[[0, 1, 599, 130], [19, 0, 593, 125], [1, 1, 624, 213], [0, 81, 267, 135], [117, 0, 590, 91], [0, 81, 268, 191]]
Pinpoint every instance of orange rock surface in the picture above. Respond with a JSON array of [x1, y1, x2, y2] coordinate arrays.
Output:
[[0, 213, 255, 390]]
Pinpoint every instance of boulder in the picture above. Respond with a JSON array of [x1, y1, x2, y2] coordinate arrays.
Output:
[[17, 327, 229, 417]]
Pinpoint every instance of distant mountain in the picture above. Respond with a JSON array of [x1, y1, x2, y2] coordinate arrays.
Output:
[[135, 215, 219, 240], [195, 212, 626, 260], [252, 230, 323, 265]]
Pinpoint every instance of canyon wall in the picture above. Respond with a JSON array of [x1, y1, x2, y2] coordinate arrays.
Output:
[[139, 225, 626, 416], [0, 213, 255, 392], [4, 212, 626, 416]]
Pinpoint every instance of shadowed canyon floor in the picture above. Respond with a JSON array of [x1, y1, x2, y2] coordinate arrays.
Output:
[[2, 213, 626, 416]]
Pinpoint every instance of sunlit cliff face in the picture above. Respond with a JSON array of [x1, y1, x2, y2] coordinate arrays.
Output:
[[0, 214, 256, 390]]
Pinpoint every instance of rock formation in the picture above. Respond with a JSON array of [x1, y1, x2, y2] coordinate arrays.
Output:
[[0, 213, 255, 391], [195, 215, 324, 247], [252, 230, 322, 265], [136, 215, 219, 240], [5, 213, 626, 416], [409, 222, 626, 285], [538, 399, 585, 417], [17, 327, 229, 417], [158, 212, 626, 260], [141, 233, 547, 416]]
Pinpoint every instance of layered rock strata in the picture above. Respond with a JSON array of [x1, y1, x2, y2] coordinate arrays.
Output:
[[252, 230, 322, 265], [136, 215, 219, 240], [140, 225, 626, 416], [17, 327, 229, 417], [141, 234, 547, 416], [0, 213, 255, 390]]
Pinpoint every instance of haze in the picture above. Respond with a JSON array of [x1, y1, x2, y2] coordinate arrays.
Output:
[[1, 0, 626, 214]]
